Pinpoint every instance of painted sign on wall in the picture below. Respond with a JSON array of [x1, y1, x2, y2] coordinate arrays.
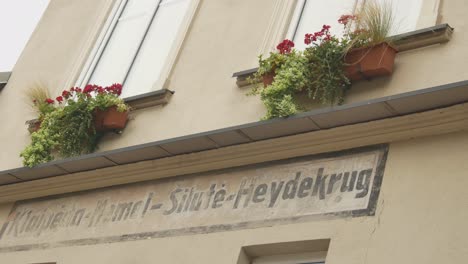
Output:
[[0, 146, 387, 252]]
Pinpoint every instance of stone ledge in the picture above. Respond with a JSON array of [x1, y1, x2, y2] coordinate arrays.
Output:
[[233, 24, 454, 87], [0, 72, 11, 91], [24, 89, 174, 131], [2, 102, 468, 203], [125, 89, 174, 110]]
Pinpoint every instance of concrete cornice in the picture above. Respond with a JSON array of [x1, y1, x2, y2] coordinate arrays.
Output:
[[0, 72, 11, 91], [0, 102, 467, 203]]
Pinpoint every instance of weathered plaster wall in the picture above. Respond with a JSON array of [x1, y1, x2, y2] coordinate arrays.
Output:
[[0, 131, 466, 263], [1, 0, 467, 170]]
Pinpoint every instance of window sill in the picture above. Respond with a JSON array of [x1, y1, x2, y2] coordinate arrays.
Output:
[[233, 23, 454, 87], [25, 89, 174, 130], [125, 88, 174, 110]]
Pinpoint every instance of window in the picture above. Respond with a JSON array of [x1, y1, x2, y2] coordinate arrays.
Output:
[[251, 252, 326, 264], [287, 0, 424, 51], [77, 0, 197, 98], [238, 239, 329, 264]]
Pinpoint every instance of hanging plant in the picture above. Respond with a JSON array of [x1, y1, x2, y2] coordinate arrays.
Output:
[[20, 84, 130, 167], [249, 0, 396, 120]]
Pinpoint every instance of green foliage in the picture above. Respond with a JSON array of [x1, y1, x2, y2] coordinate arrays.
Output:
[[250, 30, 350, 119], [25, 83, 55, 119], [354, 0, 394, 47], [249, 1, 394, 120], [250, 50, 310, 119], [92, 90, 129, 112], [21, 84, 129, 167], [305, 37, 351, 105], [20, 118, 59, 167], [55, 96, 99, 157]]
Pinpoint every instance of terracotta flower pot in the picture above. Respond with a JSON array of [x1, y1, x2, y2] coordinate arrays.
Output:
[[94, 106, 128, 131], [93, 108, 106, 132], [27, 120, 42, 133], [262, 71, 275, 87], [344, 42, 397, 81]]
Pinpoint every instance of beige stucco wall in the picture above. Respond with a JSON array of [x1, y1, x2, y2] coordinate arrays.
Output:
[[0, 130, 466, 263], [0, 0, 467, 170], [0, 0, 467, 261]]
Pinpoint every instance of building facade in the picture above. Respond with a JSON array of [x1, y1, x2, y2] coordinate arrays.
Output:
[[0, 0, 467, 263]]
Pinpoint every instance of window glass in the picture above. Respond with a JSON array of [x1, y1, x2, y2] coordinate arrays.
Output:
[[379, 0, 423, 34], [290, 0, 423, 51], [123, 0, 190, 97], [89, 0, 160, 88], [87, 0, 191, 98], [290, 0, 359, 50]]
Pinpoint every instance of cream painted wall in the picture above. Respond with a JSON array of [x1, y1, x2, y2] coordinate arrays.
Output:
[[1, 0, 466, 262], [0, 131, 466, 263], [1, 0, 467, 170]]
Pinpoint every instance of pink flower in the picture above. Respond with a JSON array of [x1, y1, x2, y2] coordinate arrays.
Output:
[[304, 34, 312, 45], [305, 26, 332, 45], [338, 14, 356, 25]]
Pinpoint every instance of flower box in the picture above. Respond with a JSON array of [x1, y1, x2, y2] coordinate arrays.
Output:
[[344, 42, 397, 81], [27, 119, 42, 133], [94, 106, 128, 132], [21, 83, 130, 167], [262, 72, 275, 87]]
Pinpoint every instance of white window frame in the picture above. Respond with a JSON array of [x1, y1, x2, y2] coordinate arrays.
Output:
[[285, 0, 441, 42], [256, 0, 441, 57], [285, 0, 360, 41], [75, 0, 201, 97]]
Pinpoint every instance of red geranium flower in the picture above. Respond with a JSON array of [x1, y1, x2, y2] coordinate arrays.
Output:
[[105, 83, 122, 95], [62, 90, 71, 98], [56, 96, 63, 103], [276, 39, 295, 54], [45, 98, 54, 104], [304, 25, 332, 44], [83, 84, 94, 94], [96, 86, 104, 94]]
